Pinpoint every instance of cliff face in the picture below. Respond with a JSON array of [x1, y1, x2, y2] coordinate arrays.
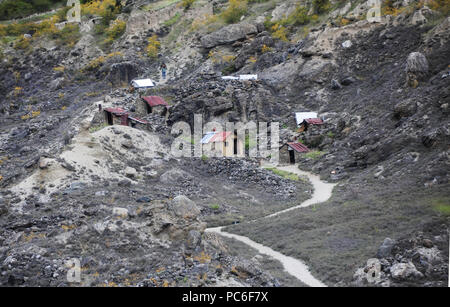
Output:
[[0, 0, 448, 287]]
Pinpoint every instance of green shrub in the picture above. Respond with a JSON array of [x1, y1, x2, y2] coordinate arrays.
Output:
[[221, 0, 248, 24], [428, 0, 450, 16], [271, 23, 288, 41], [54, 23, 81, 47], [13, 36, 31, 50], [210, 204, 220, 210], [181, 0, 196, 10], [147, 34, 161, 58], [0, 0, 64, 21], [163, 13, 181, 27], [265, 168, 300, 181], [287, 4, 310, 25], [56, 5, 71, 22], [105, 19, 126, 41], [431, 198, 450, 216], [312, 0, 330, 14], [245, 134, 257, 151], [305, 150, 325, 159]]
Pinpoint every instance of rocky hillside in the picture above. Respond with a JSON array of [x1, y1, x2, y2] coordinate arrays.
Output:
[[0, 0, 449, 287]]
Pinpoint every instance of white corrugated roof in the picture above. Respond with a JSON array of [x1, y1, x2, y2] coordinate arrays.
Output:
[[295, 112, 318, 125], [131, 79, 155, 88]]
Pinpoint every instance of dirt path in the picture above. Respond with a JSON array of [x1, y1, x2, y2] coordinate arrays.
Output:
[[206, 164, 336, 287]]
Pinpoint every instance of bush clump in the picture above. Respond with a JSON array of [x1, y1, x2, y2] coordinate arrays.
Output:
[[312, 0, 330, 14], [0, 0, 64, 21], [180, 0, 196, 10], [105, 19, 126, 43], [147, 34, 161, 58], [427, 0, 450, 16], [271, 24, 288, 41], [287, 4, 310, 25], [221, 0, 248, 24]]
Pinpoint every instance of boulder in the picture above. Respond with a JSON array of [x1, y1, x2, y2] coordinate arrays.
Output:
[[107, 62, 138, 87], [169, 195, 201, 219], [394, 99, 417, 119], [377, 238, 395, 258], [390, 262, 423, 280], [341, 76, 356, 86], [112, 207, 129, 218], [160, 169, 191, 183], [124, 167, 137, 178], [271, 3, 296, 22], [415, 247, 442, 265], [411, 10, 427, 25], [49, 77, 65, 91], [406, 52, 429, 82], [200, 22, 258, 48], [0, 203, 7, 216], [39, 158, 52, 169], [342, 40, 352, 48], [331, 79, 342, 90]]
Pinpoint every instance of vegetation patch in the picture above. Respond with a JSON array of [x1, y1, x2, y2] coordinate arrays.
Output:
[[104, 19, 126, 45], [265, 168, 300, 181], [0, 0, 65, 21], [180, 0, 196, 10], [147, 34, 161, 58], [431, 198, 450, 216], [144, 0, 182, 11], [312, 0, 331, 14], [304, 150, 325, 160], [163, 12, 181, 27], [1, 15, 81, 49], [221, 0, 248, 24]]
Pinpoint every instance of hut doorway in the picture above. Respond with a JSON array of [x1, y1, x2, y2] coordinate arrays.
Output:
[[106, 112, 113, 125], [289, 149, 295, 164]]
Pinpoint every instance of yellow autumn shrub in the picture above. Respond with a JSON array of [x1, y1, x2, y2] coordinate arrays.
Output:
[[147, 34, 161, 58]]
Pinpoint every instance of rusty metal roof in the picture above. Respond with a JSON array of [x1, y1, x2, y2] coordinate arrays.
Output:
[[201, 131, 233, 144], [104, 107, 127, 115], [210, 131, 232, 142], [305, 118, 324, 125], [287, 142, 310, 153], [295, 112, 318, 125], [142, 96, 168, 107]]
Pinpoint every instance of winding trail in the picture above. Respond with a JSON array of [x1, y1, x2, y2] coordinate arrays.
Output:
[[205, 164, 336, 287]]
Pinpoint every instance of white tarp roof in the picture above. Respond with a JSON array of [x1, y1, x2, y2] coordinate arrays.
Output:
[[131, 79, 155, 88], [221, 76, 239, 80], [221, 74, 258, 81], [201, 132, 216, 144], [295, 112, 318, 125], [239, 74, 258, 80]]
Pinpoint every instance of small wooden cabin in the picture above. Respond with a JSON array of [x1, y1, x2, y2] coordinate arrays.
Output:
[[141, 96, 169, 116], [201, 131, 244, 157], [279, 142, 310, 164], [104, 107, 129, 126]]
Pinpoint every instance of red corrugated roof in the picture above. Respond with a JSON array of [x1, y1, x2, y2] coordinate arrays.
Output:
[[142, 96, 168, 107], [209, 131, 232, 143], [287, 142, 310, 153], [104, 107, 127, 115], [305, 118, 324, 125]]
